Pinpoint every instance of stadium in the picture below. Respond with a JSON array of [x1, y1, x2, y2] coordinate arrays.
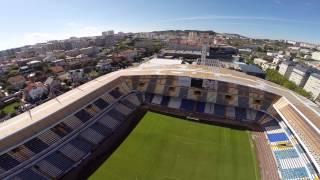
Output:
[[0, 64, 319, 180]]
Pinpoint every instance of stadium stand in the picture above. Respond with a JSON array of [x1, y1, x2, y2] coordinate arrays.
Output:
[[1, 85, 143, 179], [0, 65, 319, 179], [262, 119, 318, 179]]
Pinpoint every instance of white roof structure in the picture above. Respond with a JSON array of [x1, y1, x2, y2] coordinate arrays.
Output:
[[139, 58, 183, 67]]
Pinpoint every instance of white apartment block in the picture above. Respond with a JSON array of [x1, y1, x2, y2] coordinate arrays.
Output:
[[289, 65, 310, 87], [312, 51, 320, 61], [102, 30, 114, 37], [278, 61, 295, 78], [261, 63, 277, 71], [304, 73, 320, 100], [254, 58, 268, 66]]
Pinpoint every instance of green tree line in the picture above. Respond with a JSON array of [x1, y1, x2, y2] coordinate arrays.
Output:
[[265, 69, 312, 98]]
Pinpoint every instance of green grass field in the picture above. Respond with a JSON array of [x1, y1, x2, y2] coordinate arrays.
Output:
[[90, 112, 259, 180]]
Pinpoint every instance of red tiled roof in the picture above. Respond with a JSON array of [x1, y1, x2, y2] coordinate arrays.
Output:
[[24, 82, 46, 92], [50, 66, 64, 74], [8, 75, 26, 84]]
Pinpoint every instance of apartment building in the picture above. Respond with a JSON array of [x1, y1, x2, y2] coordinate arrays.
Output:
[[278, 61, 295, 78], [303, 73, 320, 100]]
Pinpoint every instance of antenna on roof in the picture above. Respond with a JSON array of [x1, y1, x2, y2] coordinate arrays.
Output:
[[28, 109, 32, 120], [201, 44, 207, 65], [48, 78, 64, 104]]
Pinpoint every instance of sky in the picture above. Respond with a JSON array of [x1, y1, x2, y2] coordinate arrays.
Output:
[[1, 0, 320, 50]]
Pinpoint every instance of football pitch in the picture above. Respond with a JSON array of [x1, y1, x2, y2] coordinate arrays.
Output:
[[90, 112, 259, 180]]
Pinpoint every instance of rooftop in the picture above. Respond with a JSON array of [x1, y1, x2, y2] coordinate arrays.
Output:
[[239, 64, 265, 74], [140, 58, 183, 67]]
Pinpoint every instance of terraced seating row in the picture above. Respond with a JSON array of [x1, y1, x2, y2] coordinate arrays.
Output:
[[277, 120, 320, 179], [147, 93, 269, 122], [10, 92, 141, 179], [262, 119, 319, 179], [128, 77, 278, 114], [0, 84, 138, 179]]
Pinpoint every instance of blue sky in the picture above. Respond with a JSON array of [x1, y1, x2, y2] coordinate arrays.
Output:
[[1, 0, 320, 50]]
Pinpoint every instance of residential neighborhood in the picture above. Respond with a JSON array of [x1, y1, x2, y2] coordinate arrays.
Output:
[[0, 30, 320, 121]]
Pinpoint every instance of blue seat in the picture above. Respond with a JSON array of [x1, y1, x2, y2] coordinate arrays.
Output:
[[16, 168, 47, 180], [90, 123, 112, 137], [161, 96, 170, 106], [238, 97, 249, 108], [235, 108, 247, 121], [94, 98, 109, 110], [144, 93, 154, 103], [274, 149, 299, 159], [109, 88, 123, 99], [108, 109, 126, 122], [196, 102, 206, 113], [178, 88, 188, 98], [214, 104, 226, 117], [51, 123, 72, 138], [46, 152, 74, 170], [255, 111, 264, 121], [180, 99, 195, 112], [120, 100, 136, 110], [136, 93, 144, 104], [70, 138, 94, 154], [267, 133, 289, 142], [0, 153, 20, 170], [261, 101, 271, 111], [146, 83, 156, 93], [74, 109, 92, 123], [24, 138, 49, 154], [280, 167, 308, 179]]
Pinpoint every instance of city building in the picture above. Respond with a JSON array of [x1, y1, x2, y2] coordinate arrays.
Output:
[[23, 82, 48, 103], [96, 59, 112, 72], [50, 59, 66, 67], [254, 58, 269, 67], [303, 73, 320, 100], [312, 52, 320, 61], [102, 30, 114, 37], [65, 49, 81, 57], [79, 46, 98, 56], [68, 69, 86, 83], [289, 65, 312, 87], [0, 64, 9, 74], [65, 54, 90, 67], [208, 46, 238, 59], [19, 66, 31, 74], [49, 66, 65, 76], [278, 61, 296, 78], [118, 49, 137, 62], [44, 77, 62, 95], [261, 63, 277, 71], [238, 64, 266, 79], [26, 60, 42, 68]]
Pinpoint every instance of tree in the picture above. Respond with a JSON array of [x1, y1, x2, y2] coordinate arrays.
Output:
[[57, 54, 66, 59], [266, 69, 312, 99], [8, 70, 19, 77], [0, 111, 7, 119]]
